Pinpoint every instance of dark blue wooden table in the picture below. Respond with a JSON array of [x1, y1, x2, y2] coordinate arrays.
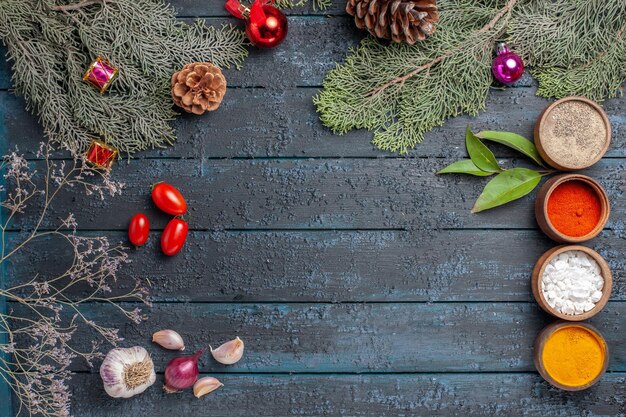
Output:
[[1, 1, 626, 415]]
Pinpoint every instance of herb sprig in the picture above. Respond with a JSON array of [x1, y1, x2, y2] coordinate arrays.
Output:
[[438, 127, 553, 212]]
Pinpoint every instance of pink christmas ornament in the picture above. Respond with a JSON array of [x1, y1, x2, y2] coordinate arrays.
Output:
[[491, 43, 524, 84], [84, 57, 118, 93]]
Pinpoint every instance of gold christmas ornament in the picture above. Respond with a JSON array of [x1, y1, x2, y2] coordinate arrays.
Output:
[[346, 0, 439, 44], [171, 63, 227, 115]]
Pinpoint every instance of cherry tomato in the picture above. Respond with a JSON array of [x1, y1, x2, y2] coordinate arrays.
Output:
[[152, 182, 187, 216], [128, 213, 150, 246], [161, 218, 188, 256]]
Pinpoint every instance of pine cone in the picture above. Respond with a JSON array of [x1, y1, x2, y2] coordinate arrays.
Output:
[[171, 63, 226, 115], [346, 0, 439, 44]]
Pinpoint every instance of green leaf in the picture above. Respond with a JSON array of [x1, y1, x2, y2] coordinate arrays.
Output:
[[465, 127, 502, 173], [475, 131, 545, 167], [437, 160, 494, 176], [471, 168, 542, 213]]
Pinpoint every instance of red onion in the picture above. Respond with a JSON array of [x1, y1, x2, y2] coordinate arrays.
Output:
[[163, 350, 202, 393]]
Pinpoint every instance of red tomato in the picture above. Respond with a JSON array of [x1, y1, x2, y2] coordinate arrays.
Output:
[[128, 213, 150, 246], [161, 218, 188, 256], [152, 182, 187, 215]]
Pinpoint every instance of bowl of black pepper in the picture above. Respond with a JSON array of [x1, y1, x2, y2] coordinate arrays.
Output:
[[534, 96, 611, 171]]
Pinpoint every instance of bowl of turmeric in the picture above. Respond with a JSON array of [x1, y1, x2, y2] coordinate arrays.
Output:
[[534, 322, 608, 391], [535, 173, 610, 243]]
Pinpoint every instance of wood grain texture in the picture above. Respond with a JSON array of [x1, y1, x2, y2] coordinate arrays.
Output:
[[10, 301, 626, 373], [66, 373, 626, 417], [5, 230, 626, 302], [2, 1, 626, 415], [2, 88, 624, 160], [6, 158, 626, 231]]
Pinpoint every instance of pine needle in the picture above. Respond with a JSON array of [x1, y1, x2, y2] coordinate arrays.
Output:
[[314, 0, 516, 154], [314, 0, 626, 154], [0, 0, 248, 155]]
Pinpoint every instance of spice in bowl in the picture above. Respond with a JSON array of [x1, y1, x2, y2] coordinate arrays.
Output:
[[541, 250, 603, 316], [535, 323, 608, 391], [547, 180, 602, 238], [535, 174, 610, 243], [535, 97, 611, 170]]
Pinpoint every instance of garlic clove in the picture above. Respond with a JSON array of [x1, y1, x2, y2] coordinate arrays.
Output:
[[152, 329, 185, 351], [193, 376, 224, 398], [210, 337, 244, 365]]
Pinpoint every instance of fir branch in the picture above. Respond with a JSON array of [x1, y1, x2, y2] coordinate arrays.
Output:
[[367, 0, 517, 97], [274, 0, 331, 11], [314, 0, 514, 154], [0, 0, 248, 155], [51, 0, 110, 12], [532, 29, 626, 101], [508, 0, 626, 69], [315, 0, 626, 154], [508, 0, 626, 101]]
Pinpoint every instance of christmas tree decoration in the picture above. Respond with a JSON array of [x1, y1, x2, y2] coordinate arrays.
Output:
[[346, 0, 439, 44], [0, 0, 248, 155], [315, 0, 626, 154], [171, 63, 227, 115], [84, 56, 119, 93], [226, 0, 288, 48], [491, 43, 523, 84], [85, 140, 118, 170]]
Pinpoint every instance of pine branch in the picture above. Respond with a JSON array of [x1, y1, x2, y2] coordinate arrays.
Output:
[[367, 0, 517, 97], [314, 0, 514, 154], [0, 0, 248, 155], [315, 0, 626, 154], [509, 1, 626, 101], [274, 0, 331, 11], [51, 0, 109, 12]]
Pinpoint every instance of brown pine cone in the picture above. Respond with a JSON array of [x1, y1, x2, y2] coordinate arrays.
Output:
[[171, 63, 226, 115], [346, 0, 439, 44]]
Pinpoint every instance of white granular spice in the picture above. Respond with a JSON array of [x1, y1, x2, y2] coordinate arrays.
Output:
[[541, 250, 603, 316]]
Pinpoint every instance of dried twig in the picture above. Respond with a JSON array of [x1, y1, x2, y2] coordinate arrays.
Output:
[[0, 143, 148, 417]]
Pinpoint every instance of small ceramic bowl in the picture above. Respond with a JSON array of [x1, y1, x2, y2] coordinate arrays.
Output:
[[535, 173, 610, 243], [534, 321, 609, 391], [534, 96, 611, 171], [531, 245, 612, 321]]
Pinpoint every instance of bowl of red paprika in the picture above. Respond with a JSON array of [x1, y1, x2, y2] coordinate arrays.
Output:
[[535, 174, 610, 243]]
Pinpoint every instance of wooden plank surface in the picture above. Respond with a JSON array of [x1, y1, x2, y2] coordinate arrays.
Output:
[[2, 88, 625, 160], [67, 373, 626, 417], [9, 301, 626, 373], [6, 230, 626, 302], [6, 158, 625, 231], [1, 1, 626, 415]]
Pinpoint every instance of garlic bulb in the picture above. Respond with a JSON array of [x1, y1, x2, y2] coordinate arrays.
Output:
[[152, 329, 185, 351], [100, 346, 156, 398], [210, 337, 244, 365], [193, 376, 223, 398]]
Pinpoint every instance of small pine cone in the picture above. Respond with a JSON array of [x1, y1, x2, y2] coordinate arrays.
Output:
[[346, 0, 439, 44], [171, 63, 226, 115]]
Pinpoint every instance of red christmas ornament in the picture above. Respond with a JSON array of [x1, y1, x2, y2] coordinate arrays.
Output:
[[225, 0, 288, 48], [85, 139, 118, 170]]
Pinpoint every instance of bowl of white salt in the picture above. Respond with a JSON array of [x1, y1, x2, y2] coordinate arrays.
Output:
[[534, 96, 611, 171], [532, 245, 612, 321]]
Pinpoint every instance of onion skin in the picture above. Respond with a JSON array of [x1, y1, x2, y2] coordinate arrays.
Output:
[[164, 350, 202, 393]]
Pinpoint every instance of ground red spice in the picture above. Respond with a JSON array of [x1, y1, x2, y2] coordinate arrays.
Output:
[[547, 181, 602, 237]]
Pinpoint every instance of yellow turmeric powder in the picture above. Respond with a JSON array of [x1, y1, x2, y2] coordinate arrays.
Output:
[[542, 326, 605, 387]]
